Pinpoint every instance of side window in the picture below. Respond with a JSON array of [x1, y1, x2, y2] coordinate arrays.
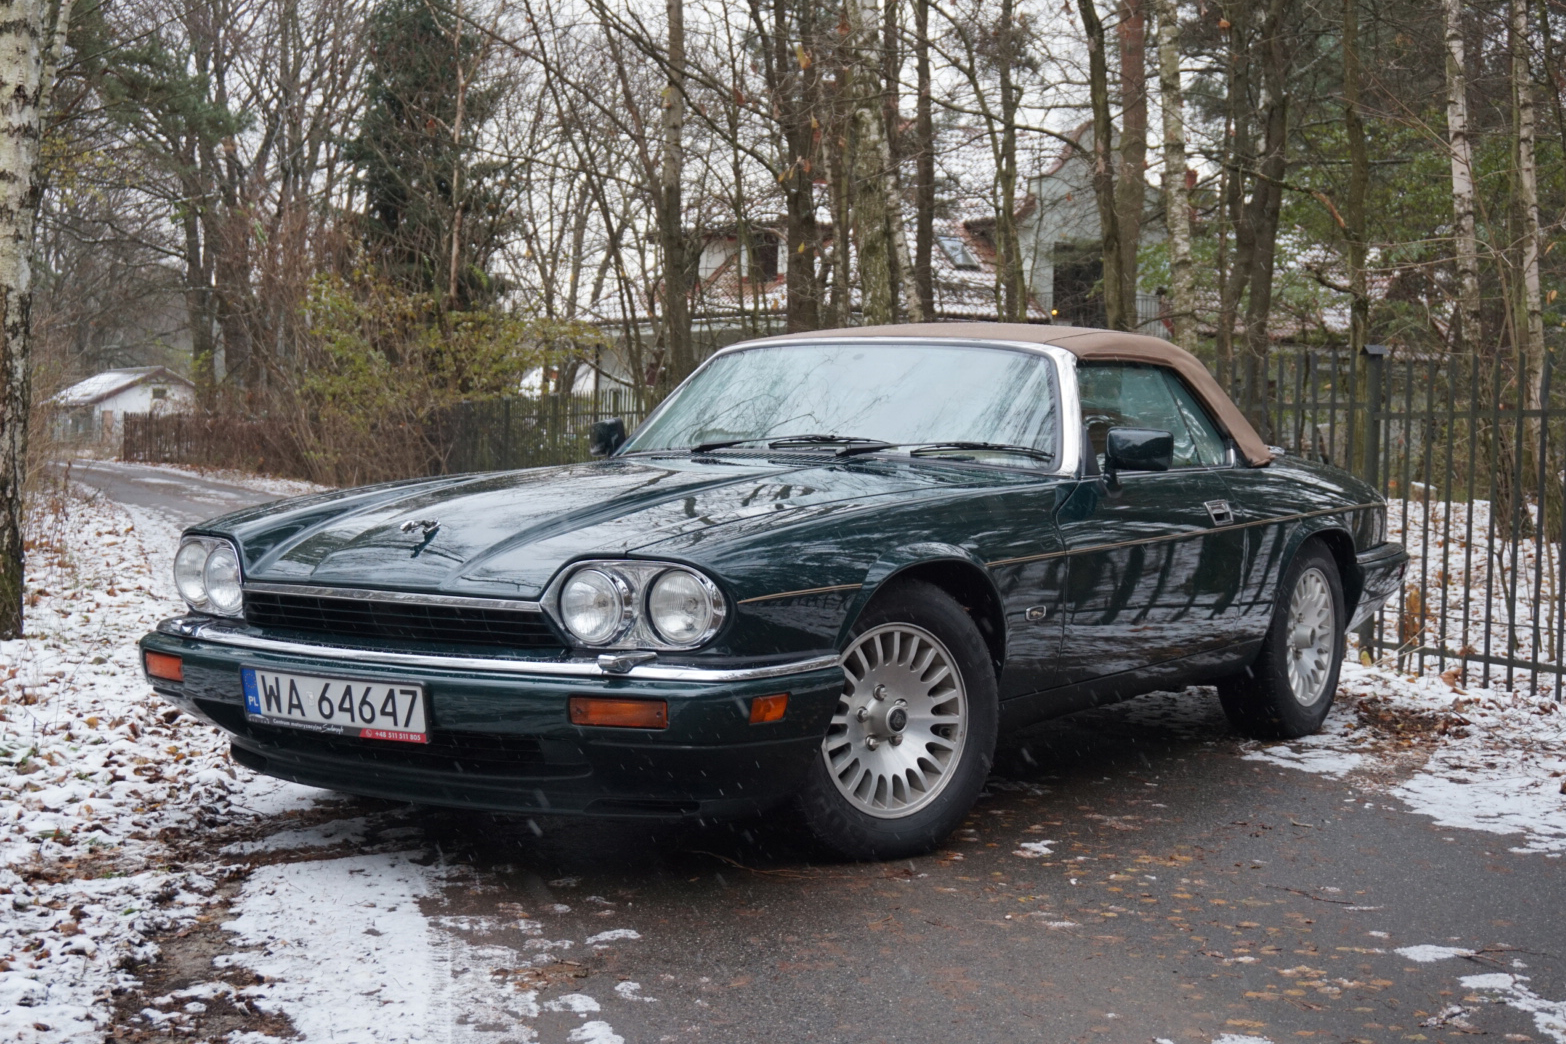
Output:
[[1077, 362, 1218, 469], [1161, 371, 1228, 467]]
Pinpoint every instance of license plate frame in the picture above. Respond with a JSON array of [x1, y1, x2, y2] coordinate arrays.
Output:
[[241, 666, 430, 744]]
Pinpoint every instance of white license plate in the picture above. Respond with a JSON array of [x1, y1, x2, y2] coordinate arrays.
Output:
[[241, 667, 429, 744]]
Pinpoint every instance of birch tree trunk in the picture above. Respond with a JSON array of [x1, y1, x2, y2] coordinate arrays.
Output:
[[846, 0, 918, 325], [1077, 0, 1125, 331], [1511, 0, 1544, 415], [0, 0, 72, 638], [1444, 0, 1480, 352], [1154, 0, 1193, 350], [1115, 0, 1148, 332], [881, 0, 921, 323], [913, 0, 935, 318], [660, 0, 693, 381]]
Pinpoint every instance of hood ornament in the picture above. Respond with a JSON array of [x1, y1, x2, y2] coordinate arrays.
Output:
[[399, 518, 441, 537]]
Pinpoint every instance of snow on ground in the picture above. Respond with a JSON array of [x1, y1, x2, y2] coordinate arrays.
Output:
[[1375, 945, 1566, 1043], [1382, 496, 1563, 696], [0, 489, 263, 1042], [1242, 661, 1566, 856], [0, 482, 650, 1042]]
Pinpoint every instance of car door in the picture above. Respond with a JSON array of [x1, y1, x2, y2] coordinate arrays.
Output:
[[1054, 362, 1247, 686]]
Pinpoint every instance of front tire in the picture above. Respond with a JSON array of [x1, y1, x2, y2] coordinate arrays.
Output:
[[797, 580, 998, 860], [1218, 541, 1346, 740]]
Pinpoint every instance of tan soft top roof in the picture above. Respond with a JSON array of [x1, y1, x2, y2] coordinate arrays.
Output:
[[747, 321, 1272, 466]]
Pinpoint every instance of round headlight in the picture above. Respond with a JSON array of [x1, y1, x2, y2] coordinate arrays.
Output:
[[560, 569, 627, 645], [203, 544, 244, 615], [174, 540, 210, 606], [648, 569, 716, 645]]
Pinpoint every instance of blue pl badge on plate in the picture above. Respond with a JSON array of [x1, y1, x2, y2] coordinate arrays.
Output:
[[241, 667, 262, 714]]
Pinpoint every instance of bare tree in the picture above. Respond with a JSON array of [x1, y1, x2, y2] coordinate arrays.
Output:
[[1153, 0, 1192, 349], [660, 0, 692, 380], [1076, 0, 1127, 330], [1442, 0, 1480, 352], [844, 0, 920, 325], [1511, 0, 1543, 413], [1343, 0, 1368, 358], [1114, 0, 1147, 330], [912, 0, 935, 318], [0, 0, 75, 637]]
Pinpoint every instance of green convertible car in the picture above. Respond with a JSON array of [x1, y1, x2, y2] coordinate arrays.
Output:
[[141, 323, 1407, 859]]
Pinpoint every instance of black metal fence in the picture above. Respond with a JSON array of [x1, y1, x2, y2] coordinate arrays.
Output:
[[1245, 347, 1565, 699]]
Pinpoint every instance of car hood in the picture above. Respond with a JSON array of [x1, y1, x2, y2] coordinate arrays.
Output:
[[212, 456, 1033, 599]]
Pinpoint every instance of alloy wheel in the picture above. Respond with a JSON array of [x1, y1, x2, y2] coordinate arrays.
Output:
[[823, 623, 969, 819], [1286, 566, 1335, 706]]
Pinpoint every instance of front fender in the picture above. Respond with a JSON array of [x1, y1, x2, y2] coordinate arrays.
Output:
[[835, 542, 1003, 656]]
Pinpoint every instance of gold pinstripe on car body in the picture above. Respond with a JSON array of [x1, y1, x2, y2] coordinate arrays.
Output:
[[734, 504, 1381, 601]]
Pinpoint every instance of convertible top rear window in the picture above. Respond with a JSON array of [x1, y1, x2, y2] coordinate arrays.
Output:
[[624, 342, 1060, 461]]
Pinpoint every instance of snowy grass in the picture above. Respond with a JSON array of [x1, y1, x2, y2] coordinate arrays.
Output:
[[1243, 661, 1566, 856], [1379, 496, 1564, 695], [0, 489, 263, 1041], [0, 485, 652, 1042]]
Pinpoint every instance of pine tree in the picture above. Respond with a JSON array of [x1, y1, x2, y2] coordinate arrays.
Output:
[[350, 0, 509, 309]]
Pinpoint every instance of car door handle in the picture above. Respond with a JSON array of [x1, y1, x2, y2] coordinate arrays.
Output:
[[1205, 499, 1235, 526]]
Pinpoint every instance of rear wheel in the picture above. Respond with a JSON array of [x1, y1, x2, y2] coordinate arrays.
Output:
[[797, 580, 997, 860], [1218, 542, 1345, 739]]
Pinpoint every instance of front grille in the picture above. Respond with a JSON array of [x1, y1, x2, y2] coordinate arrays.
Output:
[[243, 589, 562, 650]]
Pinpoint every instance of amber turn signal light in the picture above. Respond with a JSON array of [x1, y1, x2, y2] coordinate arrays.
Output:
[[568, 696, 668, 729], [749, 693, 788, 724], [144, 651, 184, 682]]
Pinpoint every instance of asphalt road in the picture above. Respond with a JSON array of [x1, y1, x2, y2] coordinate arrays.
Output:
[[92, 462, 1561, 1044], [390, 699, 1561, 1044], [63, 459, 285, 528]]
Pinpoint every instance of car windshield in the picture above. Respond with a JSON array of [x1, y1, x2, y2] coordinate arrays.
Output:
[[623, 342, 1061, 463]]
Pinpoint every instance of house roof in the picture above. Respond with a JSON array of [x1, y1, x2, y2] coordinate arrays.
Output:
[[678, 217, 1052, 324], [744, 321, 1273, 467], [51, 367, 194, 407]]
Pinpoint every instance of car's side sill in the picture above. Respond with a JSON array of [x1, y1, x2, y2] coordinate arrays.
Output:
[[154, 617, 842, 684], [997, 638, 1265, 731]]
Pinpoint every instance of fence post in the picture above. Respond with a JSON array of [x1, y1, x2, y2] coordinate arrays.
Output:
[[1353, 343, 1390, 661], [1360, 343, 1388, 490]]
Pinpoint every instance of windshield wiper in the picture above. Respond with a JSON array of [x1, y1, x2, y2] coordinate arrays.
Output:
[[907, 441, 1056, 464], [690, 433, 893, 456]]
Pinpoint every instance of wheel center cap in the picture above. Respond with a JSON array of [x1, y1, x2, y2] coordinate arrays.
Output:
[[856, 680, 910, 740]]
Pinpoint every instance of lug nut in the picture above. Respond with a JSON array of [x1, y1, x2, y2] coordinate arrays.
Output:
[[873, 684, 887, 701], [890, 734, 903, 746], [855, 706, 870, 722], [865, 737, 880, 750]]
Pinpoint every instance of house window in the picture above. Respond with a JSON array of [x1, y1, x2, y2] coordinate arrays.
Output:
[[937, 235, 980, 270], [751, 237, 780, 281], [151, 386, 168, 400]]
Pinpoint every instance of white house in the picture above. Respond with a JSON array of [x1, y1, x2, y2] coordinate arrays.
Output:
[[50, 366, 196, 443]]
